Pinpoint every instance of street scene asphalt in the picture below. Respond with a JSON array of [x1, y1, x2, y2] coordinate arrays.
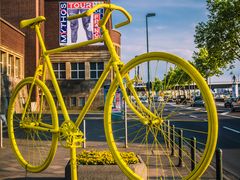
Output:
[[0, 138, 217, 180], [0, 102, 239, 179]]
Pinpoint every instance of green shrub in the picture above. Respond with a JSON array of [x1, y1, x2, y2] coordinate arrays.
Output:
[[77, 150, 139, 165]]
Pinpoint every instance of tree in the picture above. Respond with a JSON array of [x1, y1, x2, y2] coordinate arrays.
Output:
[[194, 0, 240, 71], [193, 48, 223, 80], [153, 77, 162, 94], [163, 66, 193, 92]]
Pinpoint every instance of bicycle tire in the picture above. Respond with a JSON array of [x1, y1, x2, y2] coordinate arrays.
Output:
[[8, 77, 59, 173], [104, 52, 218, 179]]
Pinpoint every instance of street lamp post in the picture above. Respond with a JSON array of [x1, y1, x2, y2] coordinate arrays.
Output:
[[146, 13, 156, 96]]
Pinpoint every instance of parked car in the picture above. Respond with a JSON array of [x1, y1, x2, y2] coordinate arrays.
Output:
[[139, 96, 148, 103], [231, 97, 240, 112], [191, 96, 204, 107], [153, 96, 164, 102], [176, 95, 187, 104], [224, 97, 236, 108]]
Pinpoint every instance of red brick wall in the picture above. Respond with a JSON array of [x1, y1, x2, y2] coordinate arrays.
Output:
[[0, 19, 25, 55], [110, 30, 121, 46], [0, 0, 120, 76], [0, 0, 45, 77]]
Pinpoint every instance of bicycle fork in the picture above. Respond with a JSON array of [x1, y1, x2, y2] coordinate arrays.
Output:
[[112, 63, 163, 126]]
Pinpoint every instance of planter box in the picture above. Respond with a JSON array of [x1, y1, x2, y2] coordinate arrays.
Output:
[[65, 156, 147, 180]]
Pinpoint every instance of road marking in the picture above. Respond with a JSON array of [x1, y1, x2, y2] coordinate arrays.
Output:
[[223, 126, 240, 134], [220, 111, 229, 115], [190, 115, 198, 118], [220, 114, 240, 119]]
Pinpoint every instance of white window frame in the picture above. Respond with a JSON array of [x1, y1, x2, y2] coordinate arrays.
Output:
[[90, 62, 104, 79], [8, 54, 13, 76], [71, 62, 85, 80], [15, 57, 20, 78], [78, 97, 85, 107], [53, 63, 66, 79], [70, 97, 77, 107], [0, 51, 4, 74]]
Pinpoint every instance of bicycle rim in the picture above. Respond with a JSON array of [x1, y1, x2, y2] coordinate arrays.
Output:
[[8, 77, 59, 172], [104, 52, 218, 179]]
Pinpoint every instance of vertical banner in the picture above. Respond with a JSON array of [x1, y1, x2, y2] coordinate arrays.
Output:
[[59, 1, 104, 46]]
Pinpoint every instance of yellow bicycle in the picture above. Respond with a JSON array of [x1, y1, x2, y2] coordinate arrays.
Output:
[[7, 3, 218, 180]]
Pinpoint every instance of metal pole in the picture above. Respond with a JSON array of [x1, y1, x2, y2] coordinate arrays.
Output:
[[70, 146, 77, 180], [83, 119, 86, 148], [178, 129, 183, 167], [0, 119, 2, 148], [190, 137, 196, 171], [171, 125, 175, 156], [167, 120, 170, 148], [216, 148, 223, 180], [146, 13, 156, 98], [124, 98, 128, 148], [146, 15, 150, 97]]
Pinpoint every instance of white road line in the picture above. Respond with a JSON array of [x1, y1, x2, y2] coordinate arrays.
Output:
[[221, 114, 240, 119], [223, 126, 240, 134], [190, 115, 198, 118], [220, 111, 230, 115]]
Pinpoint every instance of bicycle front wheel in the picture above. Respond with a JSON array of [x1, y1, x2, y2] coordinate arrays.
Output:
[[8, 77, 59, 173], [104, 52, 218, 179]]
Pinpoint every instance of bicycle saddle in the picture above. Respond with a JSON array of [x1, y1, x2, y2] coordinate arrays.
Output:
[[20, 16, 46, 29]]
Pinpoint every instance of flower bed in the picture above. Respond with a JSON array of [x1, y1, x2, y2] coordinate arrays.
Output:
[[65, 150, 147, 180], [77, 150, 139, 165]]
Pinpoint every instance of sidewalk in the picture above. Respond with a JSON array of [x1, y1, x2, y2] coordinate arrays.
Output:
[[0, 137, 220, 180]]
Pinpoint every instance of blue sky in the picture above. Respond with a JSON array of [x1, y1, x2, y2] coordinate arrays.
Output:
[[110, 0, 237, 83]]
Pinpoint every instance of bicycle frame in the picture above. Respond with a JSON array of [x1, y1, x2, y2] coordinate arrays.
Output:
[[34, 21, 152, 130], [8, 4, 219, 180]]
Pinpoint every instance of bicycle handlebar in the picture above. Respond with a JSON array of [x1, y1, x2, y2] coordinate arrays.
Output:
[[67, 3, 132, 29]]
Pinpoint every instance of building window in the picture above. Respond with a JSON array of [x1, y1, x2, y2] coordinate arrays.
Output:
[[90, 62, 104, 79], [15, 57, 20, 78], [0, 51, 4, 74], [1, 52, 7, 74], [8, 54, 14, 76], [70, 97, 77, 107], [71, 62, 85, 79], [79, 97, 85, 107], [53, 63, 66, 79]]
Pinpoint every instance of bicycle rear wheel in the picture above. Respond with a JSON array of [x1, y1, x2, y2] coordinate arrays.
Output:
[[8, 77, 59, 172], [104, 52, 218, 179]]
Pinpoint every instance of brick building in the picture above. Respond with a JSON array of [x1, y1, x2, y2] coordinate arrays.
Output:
[[0, 0, 121, 110], [0, 18, 25, 113]]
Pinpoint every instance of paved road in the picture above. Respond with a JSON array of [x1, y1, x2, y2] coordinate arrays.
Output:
[[2, 103, 239, 179], [164, 103, 240, 179], [216, 106, 240, 178], [68, 103, 240, 178], [55, 105, 240, 178]]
